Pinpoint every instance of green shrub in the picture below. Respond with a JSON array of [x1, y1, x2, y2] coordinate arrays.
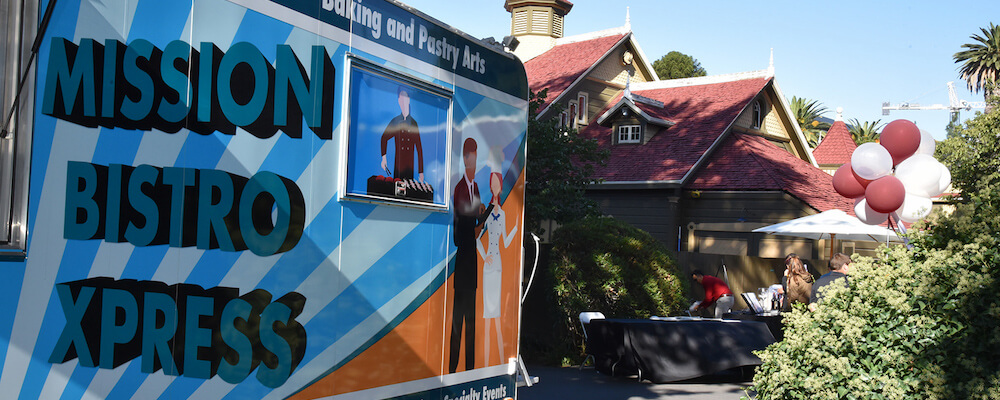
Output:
[[751, 198, 1000, 399], [543, 216, 688, 365], [752, 228, 1000, 399], [750, 86, 1000, 400]]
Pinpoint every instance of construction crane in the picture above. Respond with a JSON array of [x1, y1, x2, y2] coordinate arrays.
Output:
[[882, 81, 987, 122]]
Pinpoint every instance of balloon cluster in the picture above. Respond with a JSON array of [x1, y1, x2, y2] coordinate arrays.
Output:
[[832, 119, 951, 225]]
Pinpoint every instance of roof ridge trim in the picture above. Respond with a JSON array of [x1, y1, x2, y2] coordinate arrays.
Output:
[[632, 69, 771, 90], [555, 25, 630, 45]]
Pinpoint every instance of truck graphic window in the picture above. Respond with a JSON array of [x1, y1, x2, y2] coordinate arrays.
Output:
[[343, 58, 452, 208]]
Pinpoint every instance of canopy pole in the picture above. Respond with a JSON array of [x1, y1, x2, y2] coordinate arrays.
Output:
[[829, 233, 836, 259], [887, 213, 904, 241]]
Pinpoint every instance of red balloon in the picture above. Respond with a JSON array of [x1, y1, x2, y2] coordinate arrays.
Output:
[[833, 163, 866, 199], [865, 176, 906, 214], [880, 119, 921, 165]]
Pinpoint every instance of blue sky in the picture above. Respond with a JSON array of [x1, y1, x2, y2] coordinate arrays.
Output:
[[402, 0, 999, 140]]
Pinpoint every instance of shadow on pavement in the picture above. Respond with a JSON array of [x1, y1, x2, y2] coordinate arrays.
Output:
[[517, 365, 754, 400]]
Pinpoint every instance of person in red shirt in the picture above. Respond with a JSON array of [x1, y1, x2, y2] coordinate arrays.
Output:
[[690, 270, 734, 318]]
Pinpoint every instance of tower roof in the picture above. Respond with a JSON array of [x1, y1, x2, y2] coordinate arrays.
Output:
[[812, 120, 857, 166], [504, 0, 573, 13]]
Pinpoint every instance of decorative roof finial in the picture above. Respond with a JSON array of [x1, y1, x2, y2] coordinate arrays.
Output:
[[836, 107, 844, 121], [625, 7, 631, 30], [767, 48, 774, 77]]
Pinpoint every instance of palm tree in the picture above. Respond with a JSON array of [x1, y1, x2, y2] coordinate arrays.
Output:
[[954, 23, 1000, 104], [847, 118, 884, 145], [788, 96, 830, 147]]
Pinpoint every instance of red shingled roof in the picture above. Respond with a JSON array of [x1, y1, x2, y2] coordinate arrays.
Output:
[[688, 133, 856, 214], [812, 120, 856, 166], [524, 33, 626, 111], [579, 77, 770, 183]]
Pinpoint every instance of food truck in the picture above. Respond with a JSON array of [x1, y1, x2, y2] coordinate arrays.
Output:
[[0, 0, 529, 398]]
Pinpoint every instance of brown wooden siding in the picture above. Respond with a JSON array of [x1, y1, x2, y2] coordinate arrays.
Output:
[[586, 188, 888, 311], [575, 79, 615, 126], [588, 189, 680, 249], [679, 191, 811, 225]]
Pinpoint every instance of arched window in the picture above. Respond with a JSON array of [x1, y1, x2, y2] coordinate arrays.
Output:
[[568, 100, 578, 129], [577, 92, 589, 125], [752, 99, 765, 130]]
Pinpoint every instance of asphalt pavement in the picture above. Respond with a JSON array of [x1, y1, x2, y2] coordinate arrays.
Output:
[[515, 365, 754, 400]]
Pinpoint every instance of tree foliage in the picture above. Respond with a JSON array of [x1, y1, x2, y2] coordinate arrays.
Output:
[[524, 90, 608, 235], [788, 96, 830, 147], [847, 118, 884, 145], [752, 243, 1000, 399], [750, 97, 1000, 400], [542, 216, 689, 365], [652, 51, 707, 80], [936, 100, 1000, 197], [954, 23, 1000, 100]]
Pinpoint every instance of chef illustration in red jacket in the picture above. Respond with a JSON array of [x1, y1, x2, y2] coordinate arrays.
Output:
[[381, 86, 424, 182]]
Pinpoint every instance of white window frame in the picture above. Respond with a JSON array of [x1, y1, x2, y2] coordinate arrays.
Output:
[[576, 92, 588, 125], [567, 100, 578, 129], [617, 124, 641, 144], [1, 0, 37, 259], [752, 99, 765, 130]]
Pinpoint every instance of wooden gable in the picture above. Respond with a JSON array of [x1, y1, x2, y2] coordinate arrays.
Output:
[[528, 29, 658, 127], [729, 82, 816, 166], [575, 40, 656, 124]]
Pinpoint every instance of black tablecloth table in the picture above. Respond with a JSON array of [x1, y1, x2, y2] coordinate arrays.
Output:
[[723, 313, 784, 341], [586, 318, 775, 383]]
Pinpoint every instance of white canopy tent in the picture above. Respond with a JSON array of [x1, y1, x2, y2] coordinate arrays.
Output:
[[752, 209, 903, 258]]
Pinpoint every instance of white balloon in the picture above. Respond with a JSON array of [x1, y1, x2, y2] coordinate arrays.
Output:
[[894, 154, 942, 197], [855, 198, 888, 225], [895, 193, 933, 223], [916, 129, 936, 156], [851, 143, 893, 180], [936, 165, 952, 196]]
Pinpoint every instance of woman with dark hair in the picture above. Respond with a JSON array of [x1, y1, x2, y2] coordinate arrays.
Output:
[[782, 254, 814, 310]]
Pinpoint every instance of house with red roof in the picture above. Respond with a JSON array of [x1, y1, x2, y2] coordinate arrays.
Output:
[[504, 0, 863, 267]]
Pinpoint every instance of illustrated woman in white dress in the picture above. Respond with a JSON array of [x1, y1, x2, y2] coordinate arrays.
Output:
[[477, 171, 517, 366]]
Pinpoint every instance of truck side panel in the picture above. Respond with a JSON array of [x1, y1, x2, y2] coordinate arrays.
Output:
[[0, 0, 528, 399]]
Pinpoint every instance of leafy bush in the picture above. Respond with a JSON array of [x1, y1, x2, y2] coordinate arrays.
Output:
[[543, 216, 688, 365], [752, 221, 1000, 399], [751, 99, 1000, 399]]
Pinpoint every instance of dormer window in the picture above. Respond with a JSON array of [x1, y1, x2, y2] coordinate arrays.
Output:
[[577, 92, 589, 125], [597, 93, 675, 146], [618, 125, 641, 144]]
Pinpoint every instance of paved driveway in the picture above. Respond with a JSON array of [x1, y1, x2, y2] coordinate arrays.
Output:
[[516, 365, 754, 400]]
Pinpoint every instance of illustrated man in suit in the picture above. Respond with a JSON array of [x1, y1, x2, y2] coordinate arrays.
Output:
[[381, 87, 424, 182], [449, 137, 492, 373]]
